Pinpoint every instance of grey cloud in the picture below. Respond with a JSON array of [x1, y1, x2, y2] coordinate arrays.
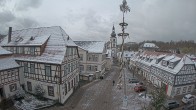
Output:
[[0, 0, 6, 6], [16, 18, 38, 28], [0, 11, 38, 34], [126, 0, 196, 42], [16, 0, 43, 11], [0, 11, 15, 23]]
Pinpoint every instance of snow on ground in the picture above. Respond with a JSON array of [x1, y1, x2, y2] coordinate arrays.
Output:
[[14, 94, 56, 110]]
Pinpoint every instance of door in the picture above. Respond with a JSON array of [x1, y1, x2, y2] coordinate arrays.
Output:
[[0, 88, 4, 101]]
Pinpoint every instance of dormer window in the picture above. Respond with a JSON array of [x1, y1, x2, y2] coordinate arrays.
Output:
[[168, 62, 174, 68], [156, 59, 158, 64], [30, 36, 35, 40], [162, 60, 168, 66]]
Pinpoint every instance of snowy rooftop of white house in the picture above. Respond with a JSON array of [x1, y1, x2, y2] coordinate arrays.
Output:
[[142, 43, 159, 48], [162, 55, 175, 61], [0, 26, 77, 64], [135, 51, 194, 74], [0, 58, 20, 70], [0, 46, 12, 55], [74, 41, 105, 53], [153, 55, 194, 74]]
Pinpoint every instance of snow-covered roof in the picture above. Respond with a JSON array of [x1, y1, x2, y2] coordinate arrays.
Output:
[[135, 51, 193, 74], [142, 43, 159, 48], [162, 55, 175, 61], [1, 26, 77, 64], [74, 41, 105, 53], [170, 57, 181, 62], [0, 58, 20, 70], [1, 26, 76, 47], [0, 46, 12, 55]]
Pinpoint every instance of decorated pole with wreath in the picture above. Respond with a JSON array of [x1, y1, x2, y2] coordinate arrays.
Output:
[[118, 0, 130, 109]]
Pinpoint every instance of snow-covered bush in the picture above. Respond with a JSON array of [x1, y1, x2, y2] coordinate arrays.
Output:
[[15, 88, 25, 100], [34, 85, 45, 99]]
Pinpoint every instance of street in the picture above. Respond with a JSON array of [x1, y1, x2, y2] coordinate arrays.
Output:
[[45, 62, 150, 110]]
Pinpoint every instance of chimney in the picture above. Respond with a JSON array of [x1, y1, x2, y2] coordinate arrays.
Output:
[[8, 27, 12, 43]]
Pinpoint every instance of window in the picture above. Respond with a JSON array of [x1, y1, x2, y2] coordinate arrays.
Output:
[[71, 80, 73, 88], [27, 81, 32, 91], [71, 63, 73, 72], [48, 86, 54, 96], [21, 47, 25, 54], [94, 66, 98, 71], [168, 62, 174, 68], [64, 65, 67, 75], [80, 54, 83, 61], [64, 83, 67, 95], [87, 65, 92, 71], [9, 84, 17, 92], [80, 65, 84, 71], [30, 47, 35, 55], [113, 39, 115, 42], [45, 65, 51, 76], [68, 82, 70, 91], [16, 47, 19, 54], [87, 55, 92, 61], [176, 88, 181, 95], [68, 63, 71, 73], [30, 63, 35, 74], [182, 87, 187, 93], [24, 62, 28, 73], [188, 86, 192, 92], [7, 70, 11, 77], [162, 60, 168, 66], [10, 47, 14, 52]]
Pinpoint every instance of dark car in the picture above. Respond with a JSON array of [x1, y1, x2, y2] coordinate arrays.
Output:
[[134, 85, 146, 92], [163, 100, 179, 110], [129, 78, 139, 83]]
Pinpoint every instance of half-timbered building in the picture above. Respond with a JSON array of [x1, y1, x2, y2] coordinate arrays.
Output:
[[130, 51, 196, 97], [0, 26, 80, 104], [0, 47, 20, 102], [74, 41, 106, 80]]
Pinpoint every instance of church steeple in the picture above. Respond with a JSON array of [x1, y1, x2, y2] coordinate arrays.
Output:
[[111, 25, 116, 37]]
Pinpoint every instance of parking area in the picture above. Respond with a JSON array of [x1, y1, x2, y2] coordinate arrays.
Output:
[[127, 67, 196, 110]]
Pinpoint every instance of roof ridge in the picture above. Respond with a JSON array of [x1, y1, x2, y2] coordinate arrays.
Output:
[[11, 26, 61, 33]]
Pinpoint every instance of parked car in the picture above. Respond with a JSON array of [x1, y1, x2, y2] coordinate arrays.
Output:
[[138, 92, 152, 100], [138, 92, 145, 97], [163, 100, 179, 110], [136, 82, 144, 85], [134, 85, 146, 92], [129, 78, 139, 83], [182, 94, 196, 104]]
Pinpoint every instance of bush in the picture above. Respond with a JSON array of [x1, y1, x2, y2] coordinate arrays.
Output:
[[34, 85, 45, 99], [15, 87, 25, 100]]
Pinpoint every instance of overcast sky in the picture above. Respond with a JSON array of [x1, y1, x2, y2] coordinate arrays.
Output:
[[0, 0, 196, 43]]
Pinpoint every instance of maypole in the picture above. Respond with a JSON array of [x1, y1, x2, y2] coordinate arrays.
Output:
[[117, 0, 130, 109]]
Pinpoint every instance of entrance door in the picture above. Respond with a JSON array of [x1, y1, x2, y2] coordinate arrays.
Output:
[[0, 88, 4, 102]]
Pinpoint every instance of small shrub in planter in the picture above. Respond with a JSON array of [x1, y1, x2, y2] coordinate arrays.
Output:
[[15, 88, 25, 100], [34, 85, 45, 99]]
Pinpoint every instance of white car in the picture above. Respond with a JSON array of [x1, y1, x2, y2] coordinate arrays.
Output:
[[182, 94, 196, 104]]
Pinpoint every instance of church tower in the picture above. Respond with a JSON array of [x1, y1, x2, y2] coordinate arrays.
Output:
[[110, 25, 117, 58]]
